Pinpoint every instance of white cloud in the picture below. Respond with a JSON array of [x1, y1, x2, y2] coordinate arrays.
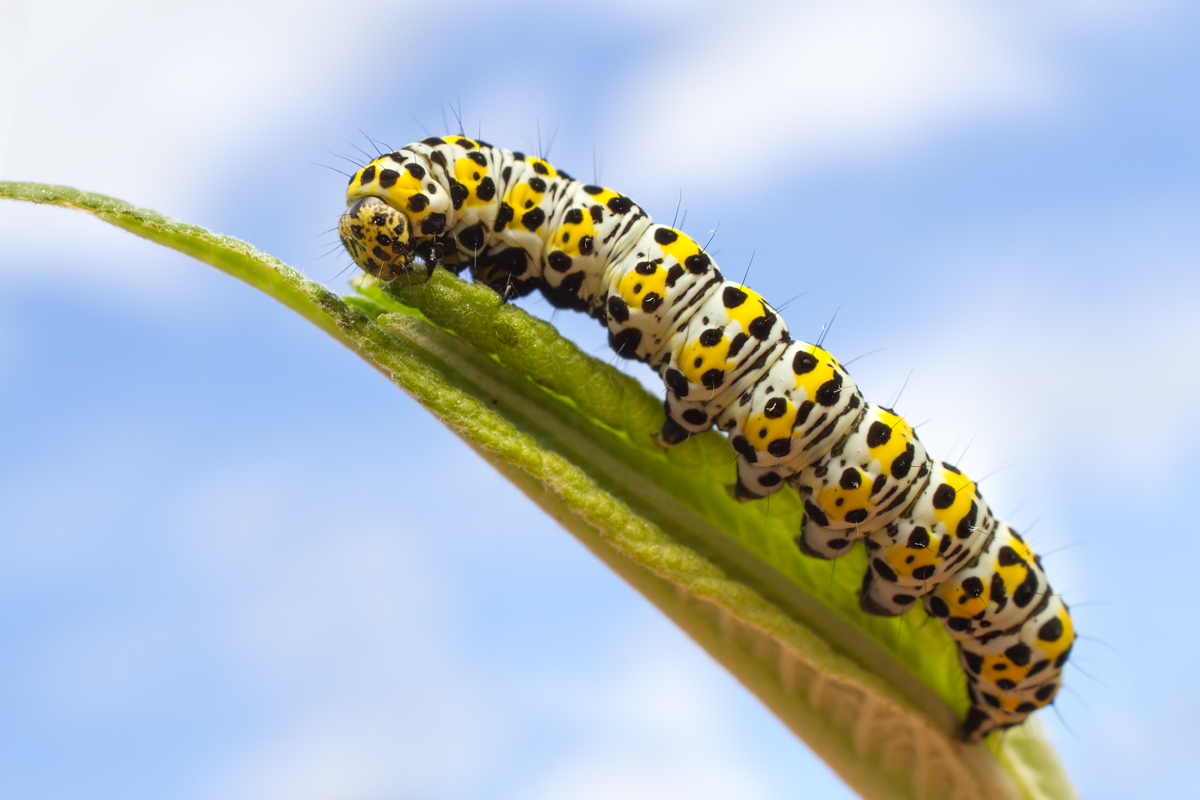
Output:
[[225, 524, 446, 679], [0, 0, 1182, 303], [199, 700, 494, 800], [895, 205, 1200, 481], [3, 0, 1180, 210], [0, 202, 213, 305], [0, 0, 374, 305], [4, 0, 339, 208], [513, 629, 785, 800], [604, 0, 1173, 186], [535, 635, 731, 737], [606, 0, 1042, 182]]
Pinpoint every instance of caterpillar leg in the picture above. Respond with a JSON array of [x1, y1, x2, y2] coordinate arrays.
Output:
[[656, 404, 695, 447], [795, 524, 858, 560], [858, 567, 920, 616], [469, 245, 541, 301], [731, 459, 786, 501]]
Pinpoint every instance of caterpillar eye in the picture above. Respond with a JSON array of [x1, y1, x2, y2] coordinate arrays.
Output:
[[339, 196, 414, 280]]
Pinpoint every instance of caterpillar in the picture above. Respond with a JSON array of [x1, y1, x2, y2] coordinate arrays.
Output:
[[337, 135, 1075, 742]]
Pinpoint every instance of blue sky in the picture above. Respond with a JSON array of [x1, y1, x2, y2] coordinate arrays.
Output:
[[1, 1, 1198, 797]]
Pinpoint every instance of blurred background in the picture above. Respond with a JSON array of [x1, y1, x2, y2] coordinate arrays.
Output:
[[1, 1, 1196, 797]]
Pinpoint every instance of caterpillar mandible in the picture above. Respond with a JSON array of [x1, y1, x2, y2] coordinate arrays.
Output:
[[337, 135, 1075, 743]]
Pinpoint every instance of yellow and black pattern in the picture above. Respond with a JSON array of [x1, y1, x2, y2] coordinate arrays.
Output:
[[338, 136, 1074, 742]]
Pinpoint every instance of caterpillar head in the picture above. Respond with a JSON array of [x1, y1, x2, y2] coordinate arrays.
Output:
[[338, 195, 414, 280]]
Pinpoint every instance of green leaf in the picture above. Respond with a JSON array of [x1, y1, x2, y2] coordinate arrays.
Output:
[[1, 181, 1079, 800]]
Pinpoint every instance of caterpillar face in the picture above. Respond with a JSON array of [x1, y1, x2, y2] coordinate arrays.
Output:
[[338, 196, 414, 280], [338, 135, 1076, 743]]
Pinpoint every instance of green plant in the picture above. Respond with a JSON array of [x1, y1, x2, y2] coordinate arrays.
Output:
[[0, 181, 1077, 800]]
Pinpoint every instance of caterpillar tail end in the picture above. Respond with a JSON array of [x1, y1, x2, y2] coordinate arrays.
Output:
[[338, 196, 416, 281]]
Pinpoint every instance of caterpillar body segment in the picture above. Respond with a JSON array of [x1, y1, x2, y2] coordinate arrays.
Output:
[[338, 135, 1075, 742], [718, 340, 866, 499], [924, 521, 1049, 639], [658, 283, 790, 440], [859, 461, 998, 616], [601, 224, 722, 365], [790, 403, 933, 560]]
